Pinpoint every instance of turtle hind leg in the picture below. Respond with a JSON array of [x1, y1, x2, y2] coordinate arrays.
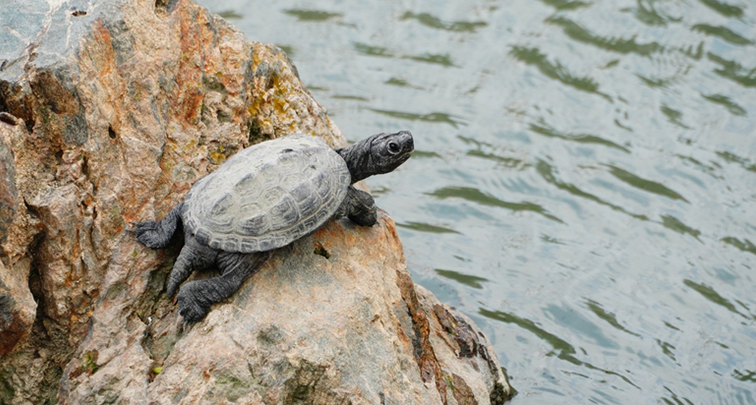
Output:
[[166, 236, 218, 298], [176, 251, 273, 323], [129, 203, 184, 249]]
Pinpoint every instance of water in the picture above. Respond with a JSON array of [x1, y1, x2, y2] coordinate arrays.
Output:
[[198, 0, 756, 403]]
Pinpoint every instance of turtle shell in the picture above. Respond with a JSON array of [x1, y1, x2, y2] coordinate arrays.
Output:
[[182, 135, 351, 253]]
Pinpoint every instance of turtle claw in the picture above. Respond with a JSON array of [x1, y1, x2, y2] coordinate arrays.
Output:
[[166, 281, 179, 300], [178, 303, 207, 324], [129, 206, 182, 249], [128, 221, 165, 248], [176, 284, 209, 324]]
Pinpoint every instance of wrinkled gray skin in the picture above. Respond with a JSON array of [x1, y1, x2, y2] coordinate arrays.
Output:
[[130, 131, 414, 323]]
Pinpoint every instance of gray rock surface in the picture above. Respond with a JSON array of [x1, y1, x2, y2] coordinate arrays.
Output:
[[0, 0, 513, 403]]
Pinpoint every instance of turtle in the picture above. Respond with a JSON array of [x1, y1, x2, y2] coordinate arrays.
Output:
[[130, 131, 414, 323]]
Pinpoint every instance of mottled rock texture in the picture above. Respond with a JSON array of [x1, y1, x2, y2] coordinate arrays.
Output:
[[0, 0, 512, 404]]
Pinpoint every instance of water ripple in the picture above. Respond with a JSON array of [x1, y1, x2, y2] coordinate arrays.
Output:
[[732, 369, 756, 383], [384, 77, 423, 89], [538, 0, 592, 11], [404, 53, 456, 67], [716, 151, 756, 172], [397, 221, 461, 234], [707, 52, 756, 88], [368, 108, 465, 127], [660, 105, 690, 129], [683, 279, 751, 319], [604, 165, 689, 202], [676, 154, 721, 178], [585, 299, 640, 337], [692, 24, 754, 45], [546, 16, 664, 56], [332, 94, 370, 101], [435, 269, 488, 289], [428, 186, 564, 223], [545, 304, 618, 349], [659, 215, 701, 240], [479, 309, 582, 364], [466, 150, 530, 170], [698, 0, 745, 18], [659, 385, 696, 405], [536, 160, 649, 220], [282, 8, 342, 21], [400, 12, 487, 33], [409, 150, 442, 159], [721, 237, 756, 256], [656, 339, 677, 362], [529, 121, 630, 152], [627, 0, 681, 26], [510, 46, 606, 97], [459, 135, 530, 169], [701, 93, 747, 116], [352, 42, 394, 58], [479, 308, 639, 388], [216, 10, 243, 19]]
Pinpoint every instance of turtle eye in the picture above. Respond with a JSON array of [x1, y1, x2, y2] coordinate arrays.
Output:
[[388, 142, 400, 154]]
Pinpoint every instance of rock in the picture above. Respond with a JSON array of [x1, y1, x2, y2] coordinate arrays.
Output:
[[60, 213, 510, 404], [0, 0, 512, 404], [0, 258, 37, 358], [0, 115, 39, 358]]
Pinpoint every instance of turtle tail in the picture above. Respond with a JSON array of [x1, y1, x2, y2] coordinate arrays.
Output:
[[129, 203, 184, 249]]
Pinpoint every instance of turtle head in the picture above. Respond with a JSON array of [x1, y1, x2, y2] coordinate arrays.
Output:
[[365, 131, 414, 174], [337, 131, 414, 183]]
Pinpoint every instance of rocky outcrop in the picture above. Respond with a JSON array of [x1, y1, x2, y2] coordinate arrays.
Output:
[[0, 0, 512, 403]]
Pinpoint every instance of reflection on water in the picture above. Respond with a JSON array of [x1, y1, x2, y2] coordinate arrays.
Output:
[[200, 0, 756, 403], [215, 9, 243, 19], [604, 164, 688, 202], [435, 269, 488, 289], [353, 42, 394, 58], [400, 11, 487, 33], [693, 23, 754, 45], [584, 298, 640, 338], [396, 221, 460, 235], [429, 186, 564, 223], [282, 8, 342, 22], [510, 45, 605, 96], [368, 109, 465, 127], [683, 279, 752, 319], [529, 121, 630, 152]]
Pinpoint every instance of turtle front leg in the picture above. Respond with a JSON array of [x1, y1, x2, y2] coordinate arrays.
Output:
[[176, 251, 273, 323], [335, 186, 378, 226], [129, 203, 184, 249]]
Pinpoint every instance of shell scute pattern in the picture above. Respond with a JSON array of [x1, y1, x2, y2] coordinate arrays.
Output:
[[291, 183, 320, 218], [268, 194, 299, 229], [183, 135, 350, 253]]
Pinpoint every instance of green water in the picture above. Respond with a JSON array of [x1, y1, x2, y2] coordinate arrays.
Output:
[[200, 0, 756, 403]]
